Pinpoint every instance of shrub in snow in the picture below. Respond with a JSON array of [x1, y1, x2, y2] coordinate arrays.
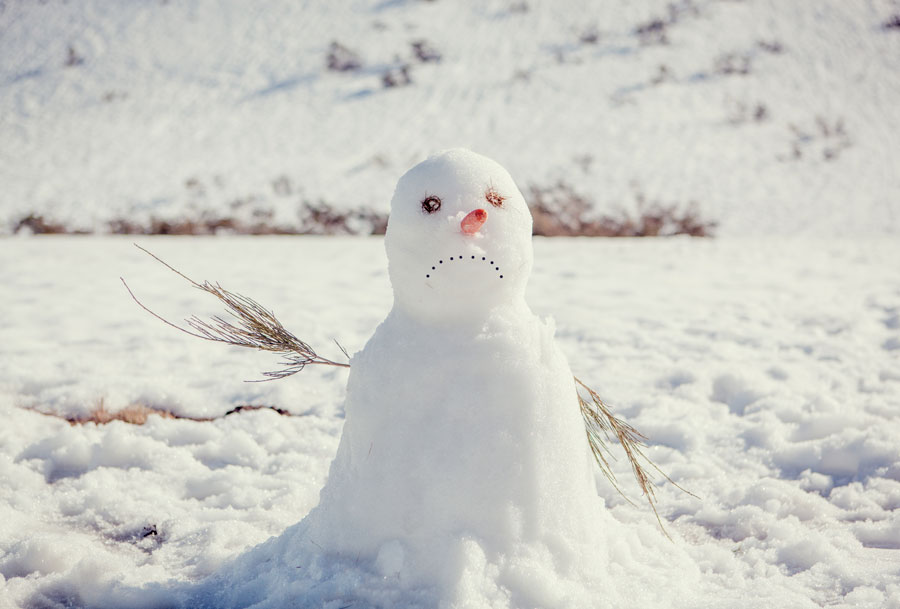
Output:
[[782, 116, 852, 162], [883, 15, 900, 30], [528, 182, 715, 237], [12, 214, 68, 235], [326, 41, 362, 72], [64, 44, 84, 67], [411, 39, 441, 63], [382, 63, 412, 88], [634, 19, 669, 45]]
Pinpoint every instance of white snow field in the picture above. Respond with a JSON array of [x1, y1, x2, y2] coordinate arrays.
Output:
[[1, 0, 899, 235], [1, 236, 899, 608], [3, 0, 900, 607]]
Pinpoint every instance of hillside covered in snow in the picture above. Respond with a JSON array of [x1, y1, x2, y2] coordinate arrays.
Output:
[[2, 0, 899, 236]]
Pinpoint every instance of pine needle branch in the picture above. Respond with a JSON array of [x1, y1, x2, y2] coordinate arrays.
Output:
[[122, 245, 350, 381]]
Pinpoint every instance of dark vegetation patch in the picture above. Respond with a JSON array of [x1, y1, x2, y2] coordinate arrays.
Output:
[[530, 182, 715, 237], [633, 0, 701, 45], [326, 41, 362, 72], [29, 400, 295, 426], [13, 214, 79, 235], [326, 37, 440, 89], [382, 64, 412, 88], [64, 44, 85, 68], [779, 116, 852, 162], [10, 184, 715, 237], [725, 98, 769, 125], [634, 18, 670, 45], [411, 40, 441, 63], [883, 15, 900, 30]]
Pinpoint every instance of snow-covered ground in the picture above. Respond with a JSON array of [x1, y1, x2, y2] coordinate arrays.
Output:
[[1, 236, 899, 608], [3, 0, 900, 606], [2, 0, 899, 235]]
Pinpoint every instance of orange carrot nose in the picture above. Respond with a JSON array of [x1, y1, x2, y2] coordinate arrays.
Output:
[[461, 209, 487, 235]]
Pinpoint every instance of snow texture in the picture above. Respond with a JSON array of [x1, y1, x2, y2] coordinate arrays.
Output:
[[2, 0, 900, 607], [2, 235, 899, 608]]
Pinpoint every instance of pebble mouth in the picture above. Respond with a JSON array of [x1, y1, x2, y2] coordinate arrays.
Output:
[[425, 254, 503, 280]]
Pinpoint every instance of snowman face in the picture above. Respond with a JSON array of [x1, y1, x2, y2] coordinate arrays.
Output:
[[385, 149, 534, 322]]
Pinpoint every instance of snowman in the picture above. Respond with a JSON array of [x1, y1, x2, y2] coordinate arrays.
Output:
[[128, 149, 627, 608], [294, 148, 610, 606]]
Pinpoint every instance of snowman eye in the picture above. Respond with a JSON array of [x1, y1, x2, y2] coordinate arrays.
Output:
[[421, 195, 442, 214], [485, 188, 506, 208]]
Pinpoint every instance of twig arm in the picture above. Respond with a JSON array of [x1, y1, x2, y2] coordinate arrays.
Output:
[[121, 277, 210, 342], [123, 245, 351, 381]]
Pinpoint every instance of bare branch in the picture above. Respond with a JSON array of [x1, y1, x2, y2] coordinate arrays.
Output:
[[124, 245, 350, 381]]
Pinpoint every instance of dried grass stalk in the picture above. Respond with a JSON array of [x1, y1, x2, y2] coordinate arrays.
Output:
[[72, 402, 179, 425], [576, 377, 694, 534], [121, 245, 350, 381]]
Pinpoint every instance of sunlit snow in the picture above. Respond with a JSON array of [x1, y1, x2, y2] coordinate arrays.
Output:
[[1, 0, 899, 608]]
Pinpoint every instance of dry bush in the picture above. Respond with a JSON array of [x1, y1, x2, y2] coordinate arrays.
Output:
[[757, 39, 784, 54], [13, 214, 70, 235], [634, 19, 669, 45], [65, 45, 84, 67], [326, 42, 362, 72], [15, 194, 713, 237], [411, 40, 441, 63], [14, 180, 714, 238], [633, 0, 699, 46], [108, 215, 299, 235], [578, 26, 600, 45], [725, 99, 769, 125], [382, 64, 412, 88], [714, 52, 752, 76], [528, 182, 716, 237], [883, 15, 900, 30], [107, 212, 300, 235], [104, 202, 390, 236], [297, 202, 388, 235], [781, 116, 852, 162], [297, 202, 355, 234]]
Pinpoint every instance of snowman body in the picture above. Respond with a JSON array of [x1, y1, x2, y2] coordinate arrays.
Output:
[[303, 150, 606, 598]]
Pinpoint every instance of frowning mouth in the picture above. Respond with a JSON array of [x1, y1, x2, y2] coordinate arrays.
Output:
[[424, 254, 504, 281]]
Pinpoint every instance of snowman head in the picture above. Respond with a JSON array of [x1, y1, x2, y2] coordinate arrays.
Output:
[[385, 149, 534, 323]]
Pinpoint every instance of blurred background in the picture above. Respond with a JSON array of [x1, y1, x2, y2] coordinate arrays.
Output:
[[3, 0, 898, 238]]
